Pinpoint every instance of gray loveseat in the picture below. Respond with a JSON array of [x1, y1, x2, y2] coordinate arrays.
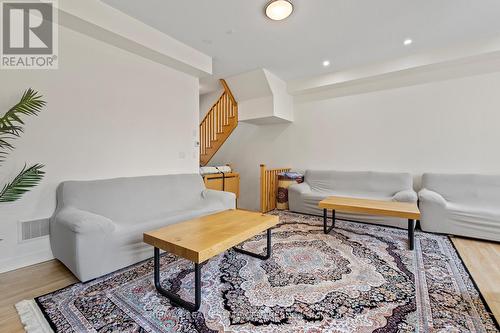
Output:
[[419, 173, 500, 242], [289, 170, 417, 229], [50, 174, 235, 281]]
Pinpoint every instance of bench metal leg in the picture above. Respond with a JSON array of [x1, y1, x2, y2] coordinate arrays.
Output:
[[154, 247, 201, 312], [408, 219, 415, 250], [234, 228, 272, 260], [324, 208, 335, 234]]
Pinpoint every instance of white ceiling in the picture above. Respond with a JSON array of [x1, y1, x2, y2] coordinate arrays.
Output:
[[103, 0, 500, 91]]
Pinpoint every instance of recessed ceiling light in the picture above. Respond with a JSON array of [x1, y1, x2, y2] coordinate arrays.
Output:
[[322, 60, 331, 67], [265, 0, 293, 21], [404, 38, 413, 46]]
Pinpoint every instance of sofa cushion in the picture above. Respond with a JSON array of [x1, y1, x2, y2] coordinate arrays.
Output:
[[304, 170, 412, 196], [303, 191, 394, 203], [422, 173, 500, 206], [59, 174, 206, 222], [447, 203, 500, 219]]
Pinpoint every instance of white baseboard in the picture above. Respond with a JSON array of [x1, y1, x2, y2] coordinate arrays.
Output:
[[0, 250, 54, 274]]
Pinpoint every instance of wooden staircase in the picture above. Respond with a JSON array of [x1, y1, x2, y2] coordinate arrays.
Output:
[[200, 79, 238, 166]]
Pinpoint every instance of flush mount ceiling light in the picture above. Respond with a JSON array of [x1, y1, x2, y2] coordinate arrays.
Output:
[[404, 38, 413, 46], [322, 60, 331, 67], [265, 0, 294, 21]]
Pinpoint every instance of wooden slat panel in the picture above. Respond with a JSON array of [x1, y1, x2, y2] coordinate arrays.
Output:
[[259, 165, 292, 213]]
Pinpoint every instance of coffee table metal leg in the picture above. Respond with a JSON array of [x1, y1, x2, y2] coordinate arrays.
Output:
[[234, 228, 272, 260], [154, 247, 201, 312], [408, 219, 415, 250], [324, 208, 335, 234]]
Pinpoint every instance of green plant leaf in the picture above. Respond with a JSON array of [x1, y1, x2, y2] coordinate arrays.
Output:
[[0, 164, 45, 202], [0, 88, 46, 164]]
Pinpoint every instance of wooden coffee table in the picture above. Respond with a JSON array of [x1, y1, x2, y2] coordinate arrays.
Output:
[[318, 196, 420, 250], [143, 209, 278, 311]]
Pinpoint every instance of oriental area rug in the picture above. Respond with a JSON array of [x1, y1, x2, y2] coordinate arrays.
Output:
[[17, 211, 499, 332]]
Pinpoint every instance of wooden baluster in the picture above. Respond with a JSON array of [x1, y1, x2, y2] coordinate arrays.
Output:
[[222, 98, 225, 127], [270, 171, 273, 211], [213, 107, 217, 138], [267, 171, 273, 211], [204, 121, 207, 151], [210, 111, 213, 144], [215, 103, 222, 133], [229, 94, 233, 118], [274, 171, 277, 209], [220, 95, 224, 127], [206, 113, 211, 148], [264, 170, 268, 213], [213, 110, 216, 141], [223, 95, 227, 125], [217, 102, 221, 133], [229, 96, 233, 124], [212, 110, 215, 141], [260, 165, 265, 212], [200, 123, 204, 155], [206, 120, 209, 149], [201, 122, 204, 154], [272, 171, 276, 209]]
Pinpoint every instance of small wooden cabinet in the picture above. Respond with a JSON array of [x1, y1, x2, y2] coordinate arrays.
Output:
[[203, 172, 240, 199]]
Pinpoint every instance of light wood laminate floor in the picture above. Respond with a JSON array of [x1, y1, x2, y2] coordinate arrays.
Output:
[[1, 237, 498, 332]]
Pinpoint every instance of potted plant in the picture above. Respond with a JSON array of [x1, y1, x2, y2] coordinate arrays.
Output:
[[0, 89, 46, 203]]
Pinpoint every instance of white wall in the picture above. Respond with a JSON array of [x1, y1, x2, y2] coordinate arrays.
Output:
[[211, 71, 500, 211], [266, 70, 293, 122], [0, 25, 200, 272], [200, 89, 222, 120]]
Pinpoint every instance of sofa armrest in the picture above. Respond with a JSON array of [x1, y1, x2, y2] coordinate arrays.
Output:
[[53, 207, 115, 234], [202, 189, 236, 209], [418, 189, 447, 207], [288, 182, 312, 196], [392, 189, 418, 202]]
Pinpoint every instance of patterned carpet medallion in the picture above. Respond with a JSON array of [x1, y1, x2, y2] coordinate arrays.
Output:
[[34, 211, 498, 332]]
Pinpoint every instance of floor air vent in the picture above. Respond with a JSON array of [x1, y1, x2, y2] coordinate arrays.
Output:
[[20, 218, 50, 241]]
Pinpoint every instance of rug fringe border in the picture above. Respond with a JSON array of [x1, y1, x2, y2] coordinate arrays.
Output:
[[15, 299, 54, 333]]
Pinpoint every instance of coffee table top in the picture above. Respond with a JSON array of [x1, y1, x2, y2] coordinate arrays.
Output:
[[319, 196, 420, 220], [143, 209, 279, 263]]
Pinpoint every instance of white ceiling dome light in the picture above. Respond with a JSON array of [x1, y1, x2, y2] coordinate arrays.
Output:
[[404, 38, 413, 46], [265, 0, 294, 21]]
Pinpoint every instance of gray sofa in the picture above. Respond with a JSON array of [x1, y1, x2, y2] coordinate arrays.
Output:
[[419, 173, 500, 242], [289, 170, 417, 229], [50, 174, 235, 281]]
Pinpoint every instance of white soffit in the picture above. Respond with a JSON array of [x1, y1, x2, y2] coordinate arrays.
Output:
[[223, 69, 293, 124], [56, 0, 212, 77], [289, 37, 500, 100]]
